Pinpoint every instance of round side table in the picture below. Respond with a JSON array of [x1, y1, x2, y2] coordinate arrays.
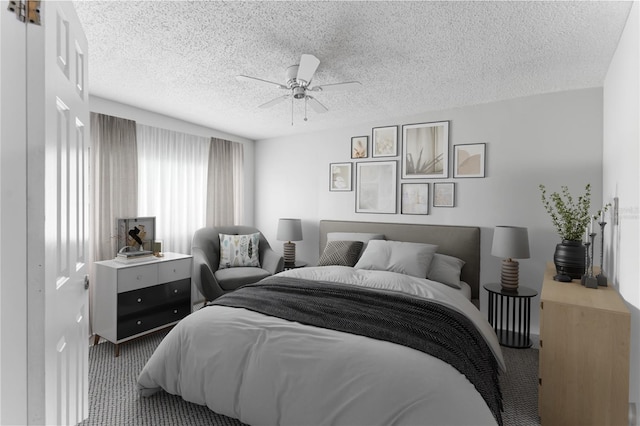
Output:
[[483, 283, 537, 349]]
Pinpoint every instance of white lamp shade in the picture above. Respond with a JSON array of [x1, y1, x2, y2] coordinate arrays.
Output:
[[277, 218, 303, 242], [491, 226, 530, 259]]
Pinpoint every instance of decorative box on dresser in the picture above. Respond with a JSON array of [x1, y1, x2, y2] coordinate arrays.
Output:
[[539, 262, 630, 426], [93, 252, 193, 356]]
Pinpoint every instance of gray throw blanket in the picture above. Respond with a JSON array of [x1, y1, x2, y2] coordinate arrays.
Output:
[[210, 276, 503, 425]]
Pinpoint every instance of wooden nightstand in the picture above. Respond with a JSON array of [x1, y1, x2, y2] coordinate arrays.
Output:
[[92, 252, 193, 356], [484, 282, 537, 348]]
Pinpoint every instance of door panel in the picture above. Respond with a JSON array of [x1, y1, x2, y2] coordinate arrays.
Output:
[[26, 1, 89, 424]]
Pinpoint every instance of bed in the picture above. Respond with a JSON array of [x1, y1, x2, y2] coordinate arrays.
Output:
[[137, 220, 505, 426]]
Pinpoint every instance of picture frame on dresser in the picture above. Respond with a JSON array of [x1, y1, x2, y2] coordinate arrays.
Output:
[[117, 216, 156, 255]]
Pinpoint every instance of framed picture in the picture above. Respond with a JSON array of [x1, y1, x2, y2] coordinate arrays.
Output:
[[401, 183, 429, 215], [351, 136, 368, 159], [402, 121, 449, 179], [454, 143, 486, 178], [356, 161, 397, 214], [433, 182, 455, 207], [372, 125, 398, 157], [329, 162, 352, 191], [116, 216, 156, 255]]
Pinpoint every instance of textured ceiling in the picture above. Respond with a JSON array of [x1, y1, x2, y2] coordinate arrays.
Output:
[[72, 1, 632, 141]]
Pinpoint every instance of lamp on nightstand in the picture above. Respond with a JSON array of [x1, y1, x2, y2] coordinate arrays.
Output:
[[491, 226, 530, 291], [277, 218, 303, 267]]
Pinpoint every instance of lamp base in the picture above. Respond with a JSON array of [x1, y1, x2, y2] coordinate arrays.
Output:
[[283, 241, 296, 267], [500, 258, 519, 291]]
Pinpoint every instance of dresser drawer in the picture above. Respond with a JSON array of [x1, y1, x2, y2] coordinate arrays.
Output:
[[117, 303, 191, 340], [118, 279, 190, 319], [158, 258, 191, 284], [117, 264, 157, 293], [165, 278, 191, 300]]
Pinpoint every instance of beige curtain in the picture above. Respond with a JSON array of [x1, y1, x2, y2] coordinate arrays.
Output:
[[136, 124, 210, 254], [206, 138, 244, 226], [90, 113, 138, 262]]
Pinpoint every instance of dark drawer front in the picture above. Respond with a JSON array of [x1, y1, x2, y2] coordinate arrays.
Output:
[[117, 278, 191, 339], [117, 304, 190, 340], [117, 278, 191, 319]]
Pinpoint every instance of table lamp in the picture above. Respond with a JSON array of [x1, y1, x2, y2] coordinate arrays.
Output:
[[277, 218, 303, 267], [491, 226, 530, 291]]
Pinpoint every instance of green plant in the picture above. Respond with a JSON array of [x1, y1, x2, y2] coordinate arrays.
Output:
[[539, 183, 592, 241], [592, 203, 612, 223]]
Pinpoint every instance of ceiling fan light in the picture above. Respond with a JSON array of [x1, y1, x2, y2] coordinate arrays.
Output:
[[239, 53, 358, 121], [293, 86, 306, 99]]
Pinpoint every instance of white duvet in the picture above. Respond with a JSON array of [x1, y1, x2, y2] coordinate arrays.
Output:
[[138, 266, 505, 426]]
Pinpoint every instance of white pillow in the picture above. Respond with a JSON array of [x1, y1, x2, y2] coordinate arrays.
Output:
[[218, 233, 261, 269], [428, 253, 465, 289], [326, 232, 385, 258], [354, 240, 438, 278]]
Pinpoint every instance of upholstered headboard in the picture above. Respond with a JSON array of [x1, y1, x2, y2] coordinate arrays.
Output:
[[319, 220, 481, 301]]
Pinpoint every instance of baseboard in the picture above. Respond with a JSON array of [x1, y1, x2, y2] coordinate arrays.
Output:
[[529, 333, 540, 349]]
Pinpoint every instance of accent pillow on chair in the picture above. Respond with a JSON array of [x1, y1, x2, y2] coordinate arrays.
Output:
[[218, 233, 261, 269]]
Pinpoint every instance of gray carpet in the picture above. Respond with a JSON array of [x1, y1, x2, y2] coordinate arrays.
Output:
[[80, 329, 540, 426], [500, 346, 540, 426]]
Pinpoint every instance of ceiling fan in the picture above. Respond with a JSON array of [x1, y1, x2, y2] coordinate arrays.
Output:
[[236, 54, 361, 125]]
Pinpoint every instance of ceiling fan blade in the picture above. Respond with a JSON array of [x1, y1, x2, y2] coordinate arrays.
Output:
[[296, 54, 320, 85], [236, 75, 287, 90], [258, 94, 290, 109], [310, 81, 362, 92], [307, 96, 328, 114]]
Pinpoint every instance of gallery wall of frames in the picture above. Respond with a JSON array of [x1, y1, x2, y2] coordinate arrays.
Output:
[[329, 121, 486, 215]]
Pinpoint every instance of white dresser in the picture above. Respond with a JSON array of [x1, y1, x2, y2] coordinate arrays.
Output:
[[93, 252, 193, 356]]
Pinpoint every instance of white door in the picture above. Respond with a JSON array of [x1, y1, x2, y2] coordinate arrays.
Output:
[[25, 1, 90, 424]]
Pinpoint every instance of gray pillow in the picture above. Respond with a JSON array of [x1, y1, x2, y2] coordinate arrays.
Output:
[[354, 240, 438, 278], [326, 232, 385, 258], [428, 253, 466, 289], [318, 240, 364, 267]]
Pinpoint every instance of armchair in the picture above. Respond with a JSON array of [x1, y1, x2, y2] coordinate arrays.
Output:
[[191, 226, 284, 302]]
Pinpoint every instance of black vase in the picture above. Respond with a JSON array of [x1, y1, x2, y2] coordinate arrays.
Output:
[[554, 240, 586, 280]]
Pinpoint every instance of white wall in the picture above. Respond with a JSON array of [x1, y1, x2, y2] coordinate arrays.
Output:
[[0, 9, 28, 425], [255, 88, 604, 336], [89, 96, 257, 225], [603, 0, 639, 414]]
